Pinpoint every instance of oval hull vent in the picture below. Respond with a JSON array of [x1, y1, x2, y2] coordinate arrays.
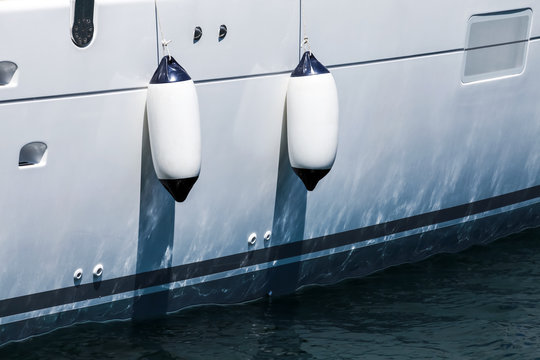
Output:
[[19, 142, 48, 168], [0, 61, 17, 86]]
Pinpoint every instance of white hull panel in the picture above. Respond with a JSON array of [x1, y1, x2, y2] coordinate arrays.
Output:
[[0, 0, 538, 344]]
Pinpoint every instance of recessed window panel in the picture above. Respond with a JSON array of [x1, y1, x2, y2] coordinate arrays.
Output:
[[462, 9, 532, 83]]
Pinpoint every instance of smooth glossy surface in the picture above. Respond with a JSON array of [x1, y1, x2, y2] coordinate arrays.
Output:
[[303, 0, 540, 67], [0, 0, 156, 101], [1, 228, 538, 359], [157, 0, 299, 80], [0, 90, 146, 298], [147, 80, 201, 180], [0, 0, 539, 345], [304, 40, 540, 239], [286, 72, 338, 173]]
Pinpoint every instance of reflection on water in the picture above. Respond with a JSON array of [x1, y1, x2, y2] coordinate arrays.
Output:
[[1, 227, 539, 359]]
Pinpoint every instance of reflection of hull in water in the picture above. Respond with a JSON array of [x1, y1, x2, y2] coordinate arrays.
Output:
[[0, 0, 539, 345]]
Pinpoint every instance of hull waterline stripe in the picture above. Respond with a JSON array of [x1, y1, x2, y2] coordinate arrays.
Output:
[[2, 197, 535, 327], [0, 185, 539, 318]]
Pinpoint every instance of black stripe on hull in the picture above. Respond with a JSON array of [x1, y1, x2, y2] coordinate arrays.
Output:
[[1, 201, 539, 345], [0, 185, 539, 320]]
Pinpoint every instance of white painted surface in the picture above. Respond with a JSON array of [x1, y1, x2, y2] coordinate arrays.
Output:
[[0, 90, 146, 299], [304, 0, 540, 66], [287, 73, 339, 170], [4, 196, 537, 328], [0, 0, 156, 101], [156, 0, 299, 80], [0, 0, 539, 341], [147, 81, 201, 179], [172, 75, 288, 265], [303, 40, 540, 239]]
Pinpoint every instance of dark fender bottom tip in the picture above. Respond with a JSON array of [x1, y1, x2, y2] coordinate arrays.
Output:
[[160, 176, 199, 202], [292, 168, 331, 191]]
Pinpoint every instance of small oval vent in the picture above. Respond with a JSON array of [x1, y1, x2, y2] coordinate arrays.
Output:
[[19, 142, 48, 168], [0, 61, 17, 86]]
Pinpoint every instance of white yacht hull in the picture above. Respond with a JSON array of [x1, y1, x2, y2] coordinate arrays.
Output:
[[0, 0, 539, 344]]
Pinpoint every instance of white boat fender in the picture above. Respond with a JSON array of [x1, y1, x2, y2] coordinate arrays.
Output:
[[286, 51, 339, 191], [146, 56, 201, 202]]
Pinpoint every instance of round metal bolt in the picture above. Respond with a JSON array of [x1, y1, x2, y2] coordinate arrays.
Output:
[[93, 263, 103, 278], [73, 268, 83, 281], [248, 233, 257, 245], [264, 231, 271, 241]]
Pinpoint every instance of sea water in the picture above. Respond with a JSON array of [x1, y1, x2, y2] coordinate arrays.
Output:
[[1, 227, 539, 359]]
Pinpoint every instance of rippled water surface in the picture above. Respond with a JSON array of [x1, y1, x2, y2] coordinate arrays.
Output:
[[2, 228, 540, 359]]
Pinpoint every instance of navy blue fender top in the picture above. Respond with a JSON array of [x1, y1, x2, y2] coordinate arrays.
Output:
[[291, 51, 330, 77], [150, 56, 192, 84]]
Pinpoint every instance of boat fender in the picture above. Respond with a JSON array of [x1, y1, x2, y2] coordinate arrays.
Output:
[[147, 56, 201, 202], [286, 51, 339, 191]]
